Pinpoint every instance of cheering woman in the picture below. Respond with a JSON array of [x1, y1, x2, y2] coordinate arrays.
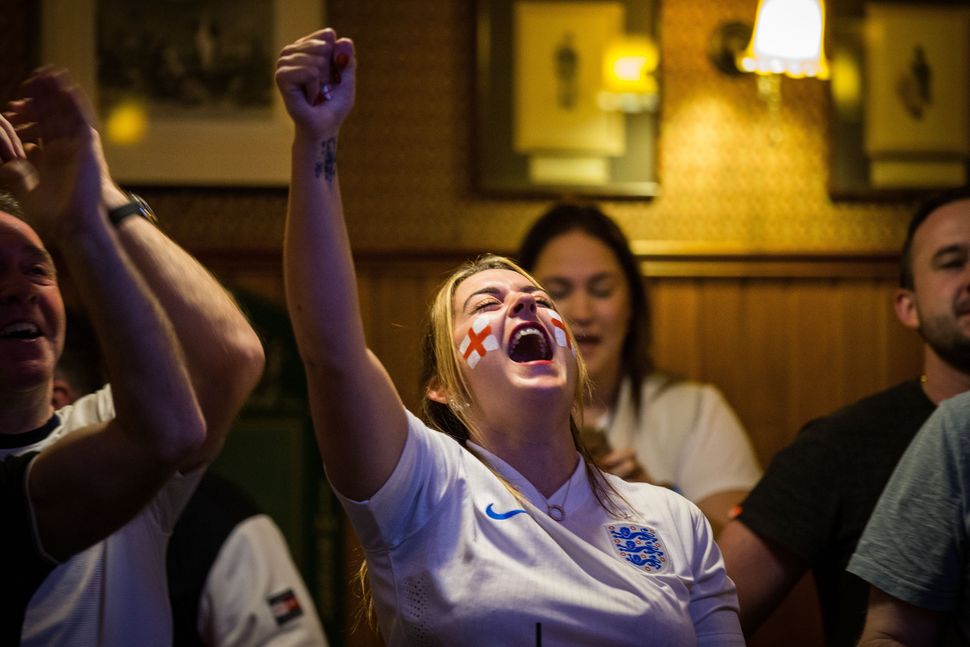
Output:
[[276, 28, 743, 645]]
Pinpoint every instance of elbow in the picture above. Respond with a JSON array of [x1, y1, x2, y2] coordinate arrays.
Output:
[[230, 327, 266, 395], [161, 406, 207, 468]]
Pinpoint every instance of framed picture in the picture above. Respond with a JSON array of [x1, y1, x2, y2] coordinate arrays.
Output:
[[40, 0, 324, 186], [476, 0, 660, 198], [830, 0, 970, 198]]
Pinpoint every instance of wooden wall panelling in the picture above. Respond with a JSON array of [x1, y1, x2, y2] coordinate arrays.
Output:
[[698, 280, 747, 417], [645, 275, 922, 468], [787, 282, 843, 441], [732, 282, 790, 467], [651, 280, 704, 378]]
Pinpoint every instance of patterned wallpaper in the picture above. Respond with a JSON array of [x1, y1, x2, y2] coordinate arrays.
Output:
[[330, 0, 913, 254], [2, 0, 914, 255]]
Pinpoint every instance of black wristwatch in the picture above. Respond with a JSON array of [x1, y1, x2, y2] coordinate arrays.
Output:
[[108, 192, 158, 227]]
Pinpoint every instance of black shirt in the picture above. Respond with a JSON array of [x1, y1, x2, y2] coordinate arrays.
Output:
[[738, 379, 935, 646], [1, 451, 51, 646], [167, 472, 263, 647]]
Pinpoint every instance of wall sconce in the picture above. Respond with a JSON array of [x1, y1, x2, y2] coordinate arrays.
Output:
[[710, 0, 829, 97], [597, 35, 660, 113], [709, 0, 829, 142]]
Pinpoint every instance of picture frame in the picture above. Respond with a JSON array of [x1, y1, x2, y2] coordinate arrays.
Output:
[[475, 0, 660, 198], [829, 0, 970, 199], [40, 0, 324, 187]]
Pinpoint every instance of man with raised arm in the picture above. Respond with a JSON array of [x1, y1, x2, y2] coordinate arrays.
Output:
[[0, 69, 264, 646]]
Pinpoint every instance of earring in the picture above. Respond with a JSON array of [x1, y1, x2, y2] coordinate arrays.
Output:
[[448, 396, 469, 412]]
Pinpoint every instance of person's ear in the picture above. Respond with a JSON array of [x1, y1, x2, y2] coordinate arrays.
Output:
[[425, 377, 450, 405], [51, 377, 77, 409], [894, 287, 920, 330]]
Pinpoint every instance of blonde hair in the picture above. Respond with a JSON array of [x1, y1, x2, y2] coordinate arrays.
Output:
[[356, 254, 630, 630]]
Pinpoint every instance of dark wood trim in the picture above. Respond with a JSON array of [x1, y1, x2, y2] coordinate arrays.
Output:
[[193, 245, 901, 280]]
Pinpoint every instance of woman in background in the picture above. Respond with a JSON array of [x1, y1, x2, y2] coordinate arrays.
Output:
[[518, 204, 761, 534], [277, 28, 742, 645]]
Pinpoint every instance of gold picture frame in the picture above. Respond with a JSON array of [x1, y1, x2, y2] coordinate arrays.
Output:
[[40, 0, 324, 186], [830, 0, 970, 199], [475, 0, 660, 198]]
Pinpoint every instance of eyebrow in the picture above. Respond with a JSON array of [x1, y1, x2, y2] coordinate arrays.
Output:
[[931, 244, 969, 261], [461, 284, 546, 311], [25, 245, 54, 265]]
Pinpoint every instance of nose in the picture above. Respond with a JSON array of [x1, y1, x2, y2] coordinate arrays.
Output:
[[563, 291, 592, 326], [510, 292, 538, 317], [0, 271, 39, 305]]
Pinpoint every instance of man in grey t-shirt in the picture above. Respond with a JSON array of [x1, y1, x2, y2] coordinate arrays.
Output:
[[849, 390, 970, 644]]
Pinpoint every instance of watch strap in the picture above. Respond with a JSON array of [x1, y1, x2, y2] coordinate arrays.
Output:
[[108, 193, 158, 227]]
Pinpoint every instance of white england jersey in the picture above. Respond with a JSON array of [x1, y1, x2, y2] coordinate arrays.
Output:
[[338, 411, 743, 646]]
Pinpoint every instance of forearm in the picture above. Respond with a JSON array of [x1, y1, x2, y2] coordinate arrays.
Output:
[[284, 132, 406, 498], [718, 520, 807, 635], [33, 217, 205, 558], [285, 133, 368, 367], [57, 215, 202, 458], [113, 215, 263, 466], [857, 587, 945, 647]]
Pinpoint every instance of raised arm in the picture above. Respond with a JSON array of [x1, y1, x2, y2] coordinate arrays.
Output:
[[276, 29, 406, 500], [5, 106, 264, 474], [4, 70, 204, 559], [102, 195, 263, 471]]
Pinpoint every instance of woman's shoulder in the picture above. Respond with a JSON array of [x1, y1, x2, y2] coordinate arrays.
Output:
[[641, 373, 728, 409], [605, 472, 703, 520]]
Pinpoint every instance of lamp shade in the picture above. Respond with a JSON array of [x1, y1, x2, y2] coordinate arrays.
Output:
[[740, 0, 830, 79]]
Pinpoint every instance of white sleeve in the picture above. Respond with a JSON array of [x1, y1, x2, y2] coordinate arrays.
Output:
[[336, 410, 463, 550], [198, 515, 328, 646], [685, 506, 745, 645], [60, 385, 204, 533], [674, 385, 761, 503]]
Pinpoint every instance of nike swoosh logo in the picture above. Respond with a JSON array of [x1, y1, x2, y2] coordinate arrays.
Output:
[[485, 503, 526, 520]]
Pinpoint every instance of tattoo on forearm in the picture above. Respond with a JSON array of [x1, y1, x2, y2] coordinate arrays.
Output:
[[313, 137, 337, 183]]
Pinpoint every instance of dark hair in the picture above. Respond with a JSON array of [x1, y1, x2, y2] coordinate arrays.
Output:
[[517, 202, 653, 411], [0, 191, 25, 218], [900, 185, 970, 289]]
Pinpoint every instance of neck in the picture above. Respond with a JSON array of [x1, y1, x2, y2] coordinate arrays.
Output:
[[473, 409, 578, 498], [0, 384, 55, 436], [921, 346, 970, 404]]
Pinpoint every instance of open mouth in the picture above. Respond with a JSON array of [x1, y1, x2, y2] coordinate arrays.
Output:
[[508, 324, 552, 363], [0, 322, 42, 340]]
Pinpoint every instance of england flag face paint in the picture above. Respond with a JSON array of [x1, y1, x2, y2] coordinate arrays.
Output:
[[459, 314, 500, 369], [547, 310, 573, 352]]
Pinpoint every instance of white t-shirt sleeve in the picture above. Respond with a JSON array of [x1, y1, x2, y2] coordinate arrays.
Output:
[[682, 502, 744, 645], [198, 515, 328, 646], [66, 385, 205, 533], [673, 384, 761, 503], [336, 410, 461, 550]]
